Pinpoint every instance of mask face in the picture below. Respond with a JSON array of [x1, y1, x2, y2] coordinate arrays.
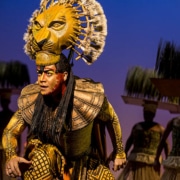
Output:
[[32, 4, 80, 56], [37, 64, 67, 96]]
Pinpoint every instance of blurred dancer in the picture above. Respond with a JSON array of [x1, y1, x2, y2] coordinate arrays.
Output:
[[155, 116, 180, 180], [118, 103, 169, 180]]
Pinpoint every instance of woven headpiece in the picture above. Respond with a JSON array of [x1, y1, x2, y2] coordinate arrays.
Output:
[[23, 0, 107, 66]]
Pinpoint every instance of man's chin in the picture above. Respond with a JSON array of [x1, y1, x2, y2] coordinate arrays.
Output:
[[40, 91, 51, 96]]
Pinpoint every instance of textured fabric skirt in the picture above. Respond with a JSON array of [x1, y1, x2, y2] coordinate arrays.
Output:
[[161, 156, 180, 180], [161, 168, 180, 180], [23, 139, 115, 180], [117, 161, 160, 180]]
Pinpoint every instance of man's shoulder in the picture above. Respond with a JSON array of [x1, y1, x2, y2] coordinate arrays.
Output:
[[133, 122, 143, 126], [74, 76, 104, 94], [20, 83, 40, 96], [71, 76, 105, 130], [18, 83, 40, 110], [154, 123, 165, 132], [17, 83, 40, 124]]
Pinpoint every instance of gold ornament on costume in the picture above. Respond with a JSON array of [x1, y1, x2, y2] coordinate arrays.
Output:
[[24, 0, 107, 65]]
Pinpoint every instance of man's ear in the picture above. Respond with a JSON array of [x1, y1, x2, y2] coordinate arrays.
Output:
[[63, 72, 68, 81]]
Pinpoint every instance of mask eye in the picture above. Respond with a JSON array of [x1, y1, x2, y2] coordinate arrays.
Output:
[[49, 20, 65, 31], [34, 21, 42, 30]]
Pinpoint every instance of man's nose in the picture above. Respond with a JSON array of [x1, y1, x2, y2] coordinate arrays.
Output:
[[40, 72, 46, 81]]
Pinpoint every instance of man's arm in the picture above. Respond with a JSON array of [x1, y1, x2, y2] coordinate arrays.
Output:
[[2, 111, 26, 160], [97, 97, 126, 171], [155, 119, 173, 162], [124, 131, 134, 157], [2, 110, 31, 178]]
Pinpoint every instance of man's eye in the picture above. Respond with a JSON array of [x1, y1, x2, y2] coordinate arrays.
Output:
[[37, 71, 42, 76], [46, 72, 53, 76]]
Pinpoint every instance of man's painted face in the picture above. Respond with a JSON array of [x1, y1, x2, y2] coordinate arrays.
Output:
[[37, 64, 67, 96]]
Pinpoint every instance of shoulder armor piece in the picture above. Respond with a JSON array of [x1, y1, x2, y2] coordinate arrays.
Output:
[[18, 84, 40, 124], [72, 77, 105, 130]]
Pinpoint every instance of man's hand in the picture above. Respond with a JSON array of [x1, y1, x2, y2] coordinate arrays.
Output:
[[113, 158, 126, 171], [5, 156, 31, 178]]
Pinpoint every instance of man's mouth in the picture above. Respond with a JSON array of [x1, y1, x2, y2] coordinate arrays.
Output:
[[40, 85, 47, 90]]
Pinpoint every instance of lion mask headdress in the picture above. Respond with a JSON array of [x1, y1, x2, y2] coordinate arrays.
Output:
[[24, 0, 107, 66]]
